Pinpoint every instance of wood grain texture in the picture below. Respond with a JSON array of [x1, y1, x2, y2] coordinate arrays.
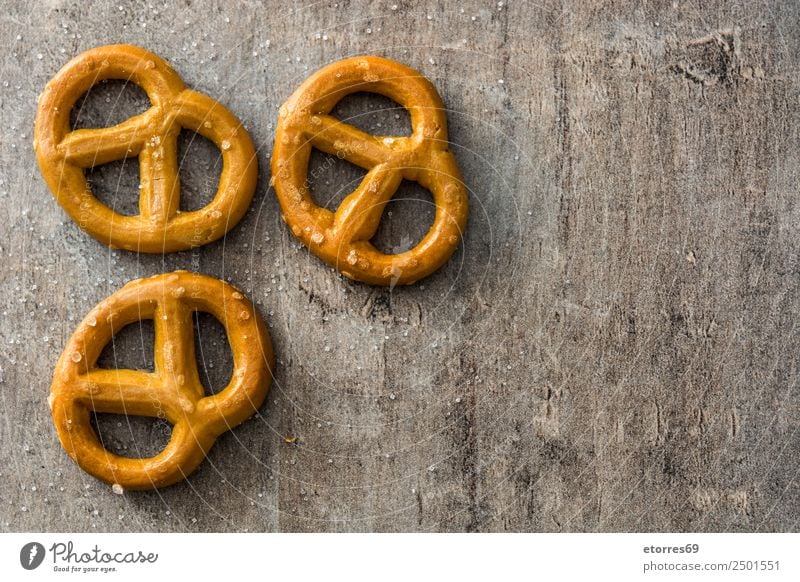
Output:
[[0, 0, 797, 532]]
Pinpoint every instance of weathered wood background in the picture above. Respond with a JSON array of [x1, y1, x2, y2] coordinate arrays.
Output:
[[1, 0, 798, 532]]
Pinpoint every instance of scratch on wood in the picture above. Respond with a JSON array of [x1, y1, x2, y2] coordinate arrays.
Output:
[[653, 399, 662, 445], [730, 408, 739, 438]]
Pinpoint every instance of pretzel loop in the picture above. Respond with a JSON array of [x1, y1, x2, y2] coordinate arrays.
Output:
[[272, 56, 469, 285], [34, 44, 257, 253], [49, 271, 274, 490]]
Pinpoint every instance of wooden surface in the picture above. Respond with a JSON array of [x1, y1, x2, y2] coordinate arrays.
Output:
[[1, 0, 798, 532]]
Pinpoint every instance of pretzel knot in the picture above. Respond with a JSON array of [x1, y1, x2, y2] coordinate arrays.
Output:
[[34, 44, 257, 253], [49, 271, 274, 490], [272, 56, 469, 285]]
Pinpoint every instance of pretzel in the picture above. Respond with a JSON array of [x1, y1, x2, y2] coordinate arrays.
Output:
[[34, 44, 257, 253], [271, 56, 469, 285], [49, 271, 274, 490]]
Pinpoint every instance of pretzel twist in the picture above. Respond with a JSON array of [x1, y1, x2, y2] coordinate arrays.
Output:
[[49, 271, 274, 490], [34, 44, 257, 253], [271, 56, 469, 285]]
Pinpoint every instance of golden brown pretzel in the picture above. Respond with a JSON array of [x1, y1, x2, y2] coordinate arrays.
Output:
[[271, 56, 469, 285], [49, 271, 274, 490], [34, 44, 257, 253]]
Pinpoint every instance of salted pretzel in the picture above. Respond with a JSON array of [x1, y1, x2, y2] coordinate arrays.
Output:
[[49, 271, 274, 490], [271, 56, 469, 285], [34, 44, 257, 253]]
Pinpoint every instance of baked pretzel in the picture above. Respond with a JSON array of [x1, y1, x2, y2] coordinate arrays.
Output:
[[34, 44, 257, 253], [271, 56, 469, 285], [49, 271, 274, 490]]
